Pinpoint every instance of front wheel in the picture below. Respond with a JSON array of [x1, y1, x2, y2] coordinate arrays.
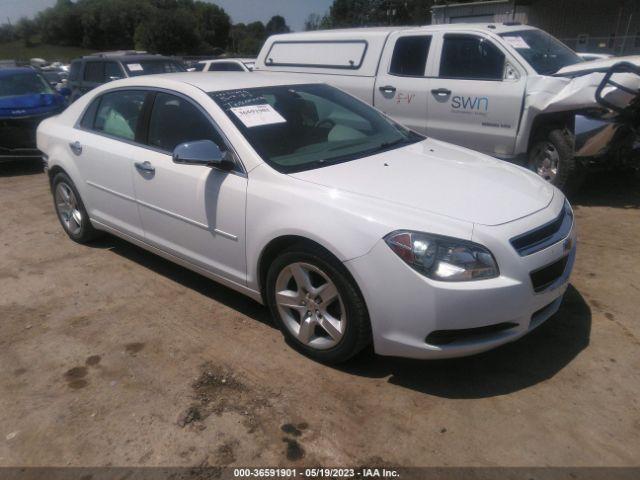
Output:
[[266, 245, 371, 364], [528, 129, 583, 193]]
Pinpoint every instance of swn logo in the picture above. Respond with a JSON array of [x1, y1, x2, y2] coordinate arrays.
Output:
[[451, 95, 489, 111]]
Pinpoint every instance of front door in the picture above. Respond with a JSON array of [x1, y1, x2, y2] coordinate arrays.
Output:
[[373, 33, 433, 135], [132, 91, 247, 285], [426, 33, 526, 157]]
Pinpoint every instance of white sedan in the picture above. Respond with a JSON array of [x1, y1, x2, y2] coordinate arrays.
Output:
[[37, 73, 576, 363]]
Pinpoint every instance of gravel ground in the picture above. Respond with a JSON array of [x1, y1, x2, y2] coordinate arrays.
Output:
[[0, 160, 639, 468]]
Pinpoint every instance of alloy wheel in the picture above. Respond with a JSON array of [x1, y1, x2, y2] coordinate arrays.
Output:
[[530, 141, 560, 182], [274, 262, 346, 350], [55, 182, 82, 236]]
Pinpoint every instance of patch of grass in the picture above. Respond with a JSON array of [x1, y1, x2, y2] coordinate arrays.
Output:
[[0, 40, 94, 63]]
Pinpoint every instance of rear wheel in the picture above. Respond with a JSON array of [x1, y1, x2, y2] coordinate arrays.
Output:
[[528, 128, 584, 194], [266, 245, 371, 364], [52, 172, 101, 243]]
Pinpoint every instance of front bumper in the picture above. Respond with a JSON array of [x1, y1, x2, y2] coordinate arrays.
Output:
[[346, 197, 577, 360]]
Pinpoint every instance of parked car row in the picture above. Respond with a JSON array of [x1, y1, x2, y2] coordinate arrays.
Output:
[[5, 23, 639, 364]]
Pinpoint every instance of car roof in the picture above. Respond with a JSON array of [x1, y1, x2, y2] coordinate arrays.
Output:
[[105, 72, 316, 92], [198, 58, 255, 64], [0, 67, 37, 77], [267, 23, 538, 40], [81, 54, 176, 62]]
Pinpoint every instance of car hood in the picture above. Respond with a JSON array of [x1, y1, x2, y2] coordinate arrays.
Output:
[[288, 139, 554, 226], [0, 93, 63, 117], [556, 55, 640, 77]]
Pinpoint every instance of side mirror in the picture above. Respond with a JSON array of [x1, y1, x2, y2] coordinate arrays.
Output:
[[172, 140, 235, 170]]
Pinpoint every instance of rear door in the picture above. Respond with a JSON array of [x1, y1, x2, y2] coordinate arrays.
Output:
[[373, 33, 433, 134], [426, 32, 526, 157], [73, 89, 148, 238]]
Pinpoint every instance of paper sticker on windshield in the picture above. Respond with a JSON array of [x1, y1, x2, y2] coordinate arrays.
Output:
[[230, 104, 286, 128], [127, 63, 144, 71], [503, 36, 530, 49]]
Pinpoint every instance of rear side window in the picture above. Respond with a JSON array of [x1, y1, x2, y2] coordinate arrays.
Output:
[[147, 92, 223, 152], [209, 62, 244, 72], [80, 97, 101, 129], [389, 36, 431, 77], [193, 63, 206, 71], [439, 34, 505, 80], [69, 60, 81, 82], [104, 62, 124, 81], [93, 90, 146, 141], [83, 62, 103, 83]]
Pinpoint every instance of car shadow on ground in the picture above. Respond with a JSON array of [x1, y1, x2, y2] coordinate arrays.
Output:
[[0, 158, 45, 177], [571, 170, 640, 209], [90, 235, 274, 328], [88, 235, 591, 399], [338, 285, 591, 398]]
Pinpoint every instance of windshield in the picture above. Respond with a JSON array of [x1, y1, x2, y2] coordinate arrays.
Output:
[[210, 84, 422, 173], [0, 71, 54, 98], [500, 29, 583, 75], [123, 60, 185, 76]]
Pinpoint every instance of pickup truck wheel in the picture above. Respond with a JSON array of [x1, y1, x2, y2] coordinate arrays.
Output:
[[266, 245, 371, 364], [528, 129, 583, 193], [52, 172, 102, 243]]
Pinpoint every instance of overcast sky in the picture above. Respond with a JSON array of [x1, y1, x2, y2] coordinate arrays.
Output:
[[0, 0, 334, 31]]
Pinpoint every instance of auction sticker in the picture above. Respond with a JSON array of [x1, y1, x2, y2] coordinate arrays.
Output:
[[503, 36, 530, 49], [230, 104, 286, 128], [127, 63, 144, 71]]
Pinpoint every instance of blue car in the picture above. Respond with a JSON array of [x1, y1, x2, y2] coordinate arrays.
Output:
[[0, 67, 66, 162]]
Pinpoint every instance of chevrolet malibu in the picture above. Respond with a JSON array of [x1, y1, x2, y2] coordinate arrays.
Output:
[[37, 73, 576, 363]]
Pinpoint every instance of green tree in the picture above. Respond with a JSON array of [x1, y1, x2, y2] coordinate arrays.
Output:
[[15, 18, 37, 47], [193, 1, 231, 51], [265, 15, 290, 35], [134, 8, 200, 54]]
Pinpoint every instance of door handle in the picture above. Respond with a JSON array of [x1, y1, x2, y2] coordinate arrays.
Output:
[[134, 161, 155, 174], [431, 88, 452, 96], [378, 85, 396, 94], [69, 141, 82, 156]]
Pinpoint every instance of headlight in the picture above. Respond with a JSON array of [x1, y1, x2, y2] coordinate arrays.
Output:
[[384, 231, 499, 281]]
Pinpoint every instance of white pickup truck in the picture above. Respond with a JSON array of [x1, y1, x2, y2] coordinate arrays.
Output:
[[255, 23, 640, 191]]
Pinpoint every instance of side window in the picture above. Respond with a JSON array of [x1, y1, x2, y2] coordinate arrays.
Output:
[[193, 63, 206, 71], [94, 90, 146, 141], [439, 34, 505, 80], [209, 62, 244, 72], [148, 92, 223, 152], [84, 62, 104, 83], [69, 60, 81, 82], [104, 62, 123, 81], [80, 97, 101, 129], [389, 36, 431, 76]]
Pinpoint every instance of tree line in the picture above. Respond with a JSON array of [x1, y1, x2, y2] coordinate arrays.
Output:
[[0, 0, 437, 57], [0, 0, 290, 56]]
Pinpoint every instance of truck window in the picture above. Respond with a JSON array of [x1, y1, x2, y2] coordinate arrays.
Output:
[[84, 62, 104, 83], [265, 41, 367, 69], [389, 36, 431, 77], [209, 62, 244, 72], [439, 34, 505, 80]]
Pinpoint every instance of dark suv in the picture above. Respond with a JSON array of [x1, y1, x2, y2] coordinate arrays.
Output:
[[68, 51, 185, 102]]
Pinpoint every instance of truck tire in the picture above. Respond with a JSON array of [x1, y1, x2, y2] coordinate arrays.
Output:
[[528, 129, 584, 194]]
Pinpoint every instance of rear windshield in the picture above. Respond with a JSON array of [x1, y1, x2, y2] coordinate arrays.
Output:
[[123, 60, 185, 76], [0, 71, 53, 98], [500, 29, 583, 75]]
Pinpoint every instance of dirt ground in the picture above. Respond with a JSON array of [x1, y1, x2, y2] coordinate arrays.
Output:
[[0, 160, 638, 468]]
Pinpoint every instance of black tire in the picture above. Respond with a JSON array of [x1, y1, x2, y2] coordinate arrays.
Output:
[[266, 244, 371, 364], [528, 128, 584, 194], [52, 172, 102, 243]]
